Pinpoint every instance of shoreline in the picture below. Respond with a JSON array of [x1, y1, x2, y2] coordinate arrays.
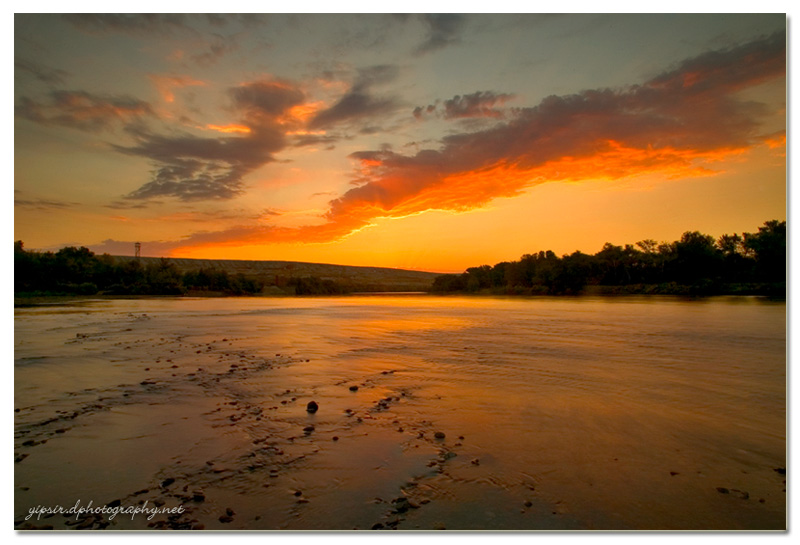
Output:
[[15, 286, 785, 308]]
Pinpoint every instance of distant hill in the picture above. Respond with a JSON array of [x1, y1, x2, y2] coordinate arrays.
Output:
[[112, 256, 440, 292]]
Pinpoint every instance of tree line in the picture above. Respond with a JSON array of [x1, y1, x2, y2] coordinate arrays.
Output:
[[431, 220, 786, 296], [14, 242, 267, 296]]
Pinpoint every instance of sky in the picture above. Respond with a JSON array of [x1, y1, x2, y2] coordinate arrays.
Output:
[[13, 12, 786, 272]]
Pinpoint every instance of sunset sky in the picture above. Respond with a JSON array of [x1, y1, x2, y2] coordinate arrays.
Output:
[[13, 13, 786, 272]]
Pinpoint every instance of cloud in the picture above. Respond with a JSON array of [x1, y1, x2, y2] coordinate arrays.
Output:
[[15, 90, 155, 132], [229, 80, 306, 119], [63, 14, 189, 35], [149, 74, 206, 103], [161, 31, 785, 253], [191, 34, 238, 66], [15, 58, 69, 86], [308, 65, 402, 130], [415, 14, 466, 55], [118, 79, 307, 202], [15, 197, 76, 210], [414, 91, 515, 120]]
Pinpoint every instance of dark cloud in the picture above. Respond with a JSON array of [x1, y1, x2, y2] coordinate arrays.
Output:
[[15, 197, 76, 210], [191, 34, 238, 66], [414, 91, 515, 120], [161, 31, 784, 249], [118, 79, 307, 202], [326, 31, 786, 226], [415, 14, 466, 55], [290, 133, 341, 148], [229, 80, 305, 118], [63, 14, 188, 35], [15, 90, 154, 132], [15, 58, 69, 86], [106, 200, 152, 210], [117, 126, 286, 201], [308, 65, 402, 130]]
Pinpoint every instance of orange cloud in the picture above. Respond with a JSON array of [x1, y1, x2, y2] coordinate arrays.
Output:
[[15, 90, 154, 131], [206, 123, 251, 134], [96, 31, 786, 256], [148, 74, 206, 103]]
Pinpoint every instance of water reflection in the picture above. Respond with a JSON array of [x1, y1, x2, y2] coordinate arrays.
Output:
[[14, 295, 785, 530]]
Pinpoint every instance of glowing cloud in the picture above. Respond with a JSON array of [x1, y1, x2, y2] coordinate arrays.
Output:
[[149, 74, 206, 103], [167, 31, 784, 253]]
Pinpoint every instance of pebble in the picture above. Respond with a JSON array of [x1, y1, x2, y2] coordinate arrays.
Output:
[[434, 431, 446, 439], [349, 386, 359, 392], [306, 401, 319, 413]]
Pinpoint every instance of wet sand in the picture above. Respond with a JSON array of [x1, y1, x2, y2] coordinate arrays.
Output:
[[14, 297, 786, 530]]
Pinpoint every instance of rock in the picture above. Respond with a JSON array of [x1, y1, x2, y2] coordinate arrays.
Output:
[[774, 467, 786, 475], [192, 492, 205, 502], [161, 478, 175, 488], [225, 508, 235, 516], [670, 471, 679, 476], [306, 401, 319, 413], [349, 386, 359, 392], [294, 490, 302, 497], [108, 499, 121, 508], [371, 523, 385, 530], [303, 425, 315, 433], [471, 458, 480, 465], [393, 498, 410, 513], [218, 515, 233, 523], [524, 500, 533, 507], [434, 431, 446, 439], [716, 487, 729, 494], [333, 436, 339, 441]]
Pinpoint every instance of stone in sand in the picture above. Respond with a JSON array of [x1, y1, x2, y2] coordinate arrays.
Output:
[[434, 431, 446, 439], [349, 385, 359, 392], [306, 401, 319, 413]]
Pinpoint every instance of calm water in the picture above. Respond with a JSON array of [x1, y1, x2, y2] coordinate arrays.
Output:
[[14, 295, 786, 530]]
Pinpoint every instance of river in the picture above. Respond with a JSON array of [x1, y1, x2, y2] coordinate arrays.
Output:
[[14, 295, 786, 530]]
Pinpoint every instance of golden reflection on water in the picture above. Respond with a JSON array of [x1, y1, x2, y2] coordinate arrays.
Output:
[[14, 295, 785, 530]]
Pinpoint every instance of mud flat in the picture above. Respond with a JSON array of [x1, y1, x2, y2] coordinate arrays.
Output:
[[14, 296, 786, 530]]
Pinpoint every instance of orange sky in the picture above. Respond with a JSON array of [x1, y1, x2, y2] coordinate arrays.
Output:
[[14, 14, 786, 272]]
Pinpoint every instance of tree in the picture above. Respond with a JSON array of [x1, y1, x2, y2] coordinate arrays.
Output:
[[744, 220, 786, 282]]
